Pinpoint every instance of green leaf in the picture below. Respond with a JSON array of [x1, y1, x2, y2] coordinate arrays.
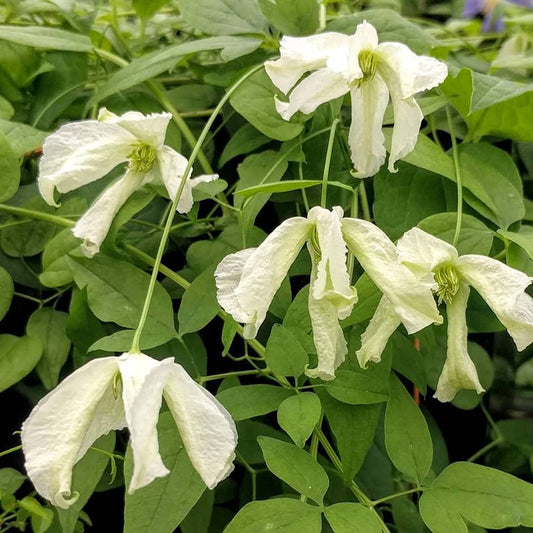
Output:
[[0, 468, 25, 493], [326, 369, 389, 405], [341, 274, 381, 327], [88, 329, 168, 353], [124, 411, 206, 533], [0, 25, 92, 52], [132, 0, 169, 21], [88, 36, 261, 107], [419, 462, 533, 533], [324, 503, 383, 533], [230, 69, 305, 141], [40, 229, 80, 288], [0, 130, 20, 203], [0, 120, 48, 159], [391, 497, 428, 533], [224, 498, 322, 532], [19, 496, 53, 533], [258, 0, 320, 36], [265, 324, 308, 377], [385, 374, 433, 484], [67, 255, 176, 341], [258, 436, 329, 504], [178, 0, 269, 36], [277, 392, 321, 448], [0, 95, 13, 120], [27, 308, 71, 390], [0, 266, 13, 321], [235, 179, 353, 198], [418, 213, 494, 256], [180, 490, 214, 533], [57, 433, 115, 533], [216, 384, 294, 420], [499, 226, 533, 261], [0, 334, 42, 392], [178, 264, 219, 335], [219, 123, 270, 167], [390, 332, 427, 396]]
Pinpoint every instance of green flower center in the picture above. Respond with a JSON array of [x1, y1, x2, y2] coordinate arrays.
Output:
[[434, 264, 460, 305], [112, 371, 122, 400], [309, 227, 321, 259], [357, 49, 378, 86], [128, 141, 157, 173]]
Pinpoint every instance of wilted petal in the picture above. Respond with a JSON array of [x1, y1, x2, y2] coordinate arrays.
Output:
[[349, 79, 389, 178], [434, 283, 484, 402], [308, 206, 357, 319], [342, 219, 442, 333], [21, 358, 123, 509], [72, 171, 145, 257], [163, 364, 237, 489], [356, 296, 401, 369], [99, 108, 171, 148], [397, 227, 458, 280], [118, 353, 170, 493], [457, 254, 533, 350], [38, 121, 135, 206], [305, 263, 348, 381], [275, 68, 349, 121], [265, 32, 350, 94], [218, 217, 312, 338]]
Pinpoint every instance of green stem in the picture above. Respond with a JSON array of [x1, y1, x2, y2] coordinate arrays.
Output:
[[321, 119, 340, 208], [197, 369, 265, 384], [481, 400, 503, 440], [0, 445, 21, 458], [467, 437, 503, 463], [358, 181, 371, 221], [0, 204, 74, 227], [347, 188, 359, 279], [371, 487, 424, 506], [13, 292, 41, 304], [446, 105, 463, 247], [298, 162, 310, 212]]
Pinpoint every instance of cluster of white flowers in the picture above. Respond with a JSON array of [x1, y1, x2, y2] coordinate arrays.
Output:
[[21, 20, 533, 512]]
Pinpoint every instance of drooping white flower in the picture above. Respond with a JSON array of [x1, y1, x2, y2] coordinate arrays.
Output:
[[215, 206, 441, 380], [358, 227, 533, 402], [21, 351, 237, 509], [38, 108, 217, 257], [265, 21, 448, 178]]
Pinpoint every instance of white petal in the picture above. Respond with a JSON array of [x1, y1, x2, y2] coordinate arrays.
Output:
[[342, 218, 442, 333], [218, 217, 312, 338], [118, 353, 170, 492], [21, 357, 123, 508], [72, 171, 145, 257], [265, 32, 350, 94], [376, 42, 448, 99], [457, 255, 533, 350], [99, 108, 172, 148], [163, 363, 237, 489], [356, 296, 401, 369], [397, 227, 458, 278], [275, 69, 349, 121], [38, 121, 135, 206], [434, 283, 484, 402], [349, 79, 389, 178], [353, 20, 379, 49], [387, 95, 423, 173], [307, 206, 357, 319], [305, 263, 348, 381], [215, 248, 257, 326]]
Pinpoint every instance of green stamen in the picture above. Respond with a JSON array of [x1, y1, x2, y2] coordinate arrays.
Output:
[[434, 265, 460, 305], [309, 227, 321, 259], [128, 141, 157, 173], [357, 49, 378, 85], [112, 372, 122, 399]]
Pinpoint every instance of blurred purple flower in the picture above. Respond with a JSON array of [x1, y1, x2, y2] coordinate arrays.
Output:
[[463, 0, 532, 32]]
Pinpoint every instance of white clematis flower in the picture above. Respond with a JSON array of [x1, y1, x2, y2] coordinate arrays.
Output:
[[38, 108, 217, 257], [21, 351, 237, 509], [358, 227, 533, 402], [265, 21, 448, 178], [215, 206, 441, 380]]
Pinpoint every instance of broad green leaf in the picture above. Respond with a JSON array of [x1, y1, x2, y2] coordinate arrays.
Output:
[[67, 255, 176, 340], [277, 392, 321, 448], [178, 264, 219, 335], [217, 384, 294, 420], [235, 179, 353, 198], [391, 497, 428, 533], [40, 229, 80, 288], [0, 468, 25, 493], [19, 496, 53, 533], [124, 411, 206, 533], [0, 130, 20, 203], [88, 36, 261, 106], [148, 335, 207, 379], [0, 25, 92, 52], [265, 324, 308, 377], [180, 490, 214, 533], [0, 94, 13, 119], [236, 420, 289, 465], [326, 369, 389, 405], [0, 265, 13, 321], [258, 0, 320, 36], [224, 498, 322, 532], [419, 462, 533, 533], [88, 329, 169, 352], [496, 419, 533, 457], [57, 433, 115, 533], [341, 274, 381, 327], [418, 213, 494, 256], [385, 374, 433, 484], [324, 502, 383, 533], [390, 332, 427, 396], [0, 334, 42, 392], [499, 226, 533, 261], [230, 70, 305, 141], [178, 0, 269, 36], [132, 0, 169, 21], [219, 123, 270, 167], [258, 436, 329, 504], [27, 308, 71, 390]]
